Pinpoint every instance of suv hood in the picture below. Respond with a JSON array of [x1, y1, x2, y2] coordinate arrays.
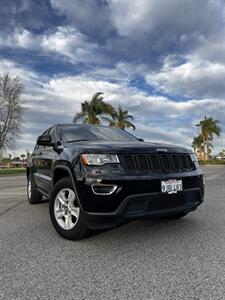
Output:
[[66, 141, 192, 154]]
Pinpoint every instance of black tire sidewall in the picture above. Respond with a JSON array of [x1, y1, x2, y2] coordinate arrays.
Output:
[[49, 177, 88, 240], [28, 174, 42, 204]]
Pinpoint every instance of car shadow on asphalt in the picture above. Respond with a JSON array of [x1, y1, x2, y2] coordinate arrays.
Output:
[[31, 200, 204, 243], [86, 213, 203, 242]]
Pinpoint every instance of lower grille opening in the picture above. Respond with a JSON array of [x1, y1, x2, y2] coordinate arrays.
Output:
[[123, 190, 201, 216], [147, 194, 185, 210]]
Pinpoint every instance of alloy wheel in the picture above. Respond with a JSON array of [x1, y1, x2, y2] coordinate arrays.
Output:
[[54, 188, 80, 230]]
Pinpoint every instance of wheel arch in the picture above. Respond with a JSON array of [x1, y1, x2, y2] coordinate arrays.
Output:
[[53, 167, 71, 186], [52, 165, 84, 211]]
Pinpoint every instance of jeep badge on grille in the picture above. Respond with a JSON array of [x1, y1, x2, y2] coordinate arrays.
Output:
[[156, 148, 168, 152]]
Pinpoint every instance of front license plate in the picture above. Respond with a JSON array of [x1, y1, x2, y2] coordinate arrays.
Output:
[[161, 179, 183, 194]]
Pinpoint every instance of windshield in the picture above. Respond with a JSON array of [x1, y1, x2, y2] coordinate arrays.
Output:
[[60, 125, 138, 143]]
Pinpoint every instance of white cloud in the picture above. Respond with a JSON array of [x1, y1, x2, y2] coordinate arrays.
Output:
[[192, 33, 225, 65], [146, 55, 225, 99], [135, 124, 193, 148], [1, 0, 224, 73], [48, 0, 225, 72], [51, 0, 112, 34], [1, 59, 224, 155], [42, 26, 99, 63], [108, 0, 223, 38], [0, 58, 47, 89], [0, 26, 99, 64], [109, 0, 151, 37], [0, 28, 38, 49]]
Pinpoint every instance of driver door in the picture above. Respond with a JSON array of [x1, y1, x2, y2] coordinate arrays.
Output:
[[32, 128, 55, 194]]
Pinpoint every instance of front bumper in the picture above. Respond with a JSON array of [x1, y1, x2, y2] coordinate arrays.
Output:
[[74, 171, 204, 229], [83, 188, 203, 229]]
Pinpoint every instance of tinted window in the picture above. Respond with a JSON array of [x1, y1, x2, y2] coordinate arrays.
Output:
[[60, 125, 138, 143]]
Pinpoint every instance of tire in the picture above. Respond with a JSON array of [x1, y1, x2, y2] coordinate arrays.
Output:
[[27, 174, 43, 204], [49, 177, 88, 240], [166, 212, 188, 219]]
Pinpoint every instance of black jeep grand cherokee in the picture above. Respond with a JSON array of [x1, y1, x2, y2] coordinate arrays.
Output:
[[27, 124, 204, 240]]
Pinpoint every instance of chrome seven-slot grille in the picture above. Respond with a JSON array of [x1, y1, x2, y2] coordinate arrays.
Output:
[[121, 153, 195, 173]]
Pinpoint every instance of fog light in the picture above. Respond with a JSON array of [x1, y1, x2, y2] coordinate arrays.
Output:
[[91, 184, 117, 195]]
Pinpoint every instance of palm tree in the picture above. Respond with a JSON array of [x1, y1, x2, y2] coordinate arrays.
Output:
[[198, 115, 221, 161], [192, 134, 204, 160], [73, 92, 114, 125], [109, 106, 135, 130]]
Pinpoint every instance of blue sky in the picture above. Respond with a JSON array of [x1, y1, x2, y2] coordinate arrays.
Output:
[[0, 0, 224, 155]]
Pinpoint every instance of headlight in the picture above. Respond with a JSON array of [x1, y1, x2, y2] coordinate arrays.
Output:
[[81, 154, 120, 166]]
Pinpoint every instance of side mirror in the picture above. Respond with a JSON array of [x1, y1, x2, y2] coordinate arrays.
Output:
[[138, 138, 145, 142], [37, 134, 53, 146]]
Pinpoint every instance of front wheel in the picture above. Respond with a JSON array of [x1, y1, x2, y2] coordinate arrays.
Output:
[[49, 177, 88, 240]]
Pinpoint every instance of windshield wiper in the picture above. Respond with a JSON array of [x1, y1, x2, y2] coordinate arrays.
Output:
[[66, 139, 90, 143]]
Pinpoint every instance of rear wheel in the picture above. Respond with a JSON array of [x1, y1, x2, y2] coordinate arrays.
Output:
[[27, 174, 43, 204], [49, 177, 88, 240]]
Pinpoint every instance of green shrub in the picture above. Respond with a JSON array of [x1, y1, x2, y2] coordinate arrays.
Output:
[[0, 168, 26, 176], [198, 160, 225, 165]]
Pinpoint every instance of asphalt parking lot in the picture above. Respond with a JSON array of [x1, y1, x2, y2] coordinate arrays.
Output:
[[0, 166, 225, 299]]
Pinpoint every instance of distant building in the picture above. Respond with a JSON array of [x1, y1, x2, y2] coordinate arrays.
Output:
[[0, 161, 27, 169]]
